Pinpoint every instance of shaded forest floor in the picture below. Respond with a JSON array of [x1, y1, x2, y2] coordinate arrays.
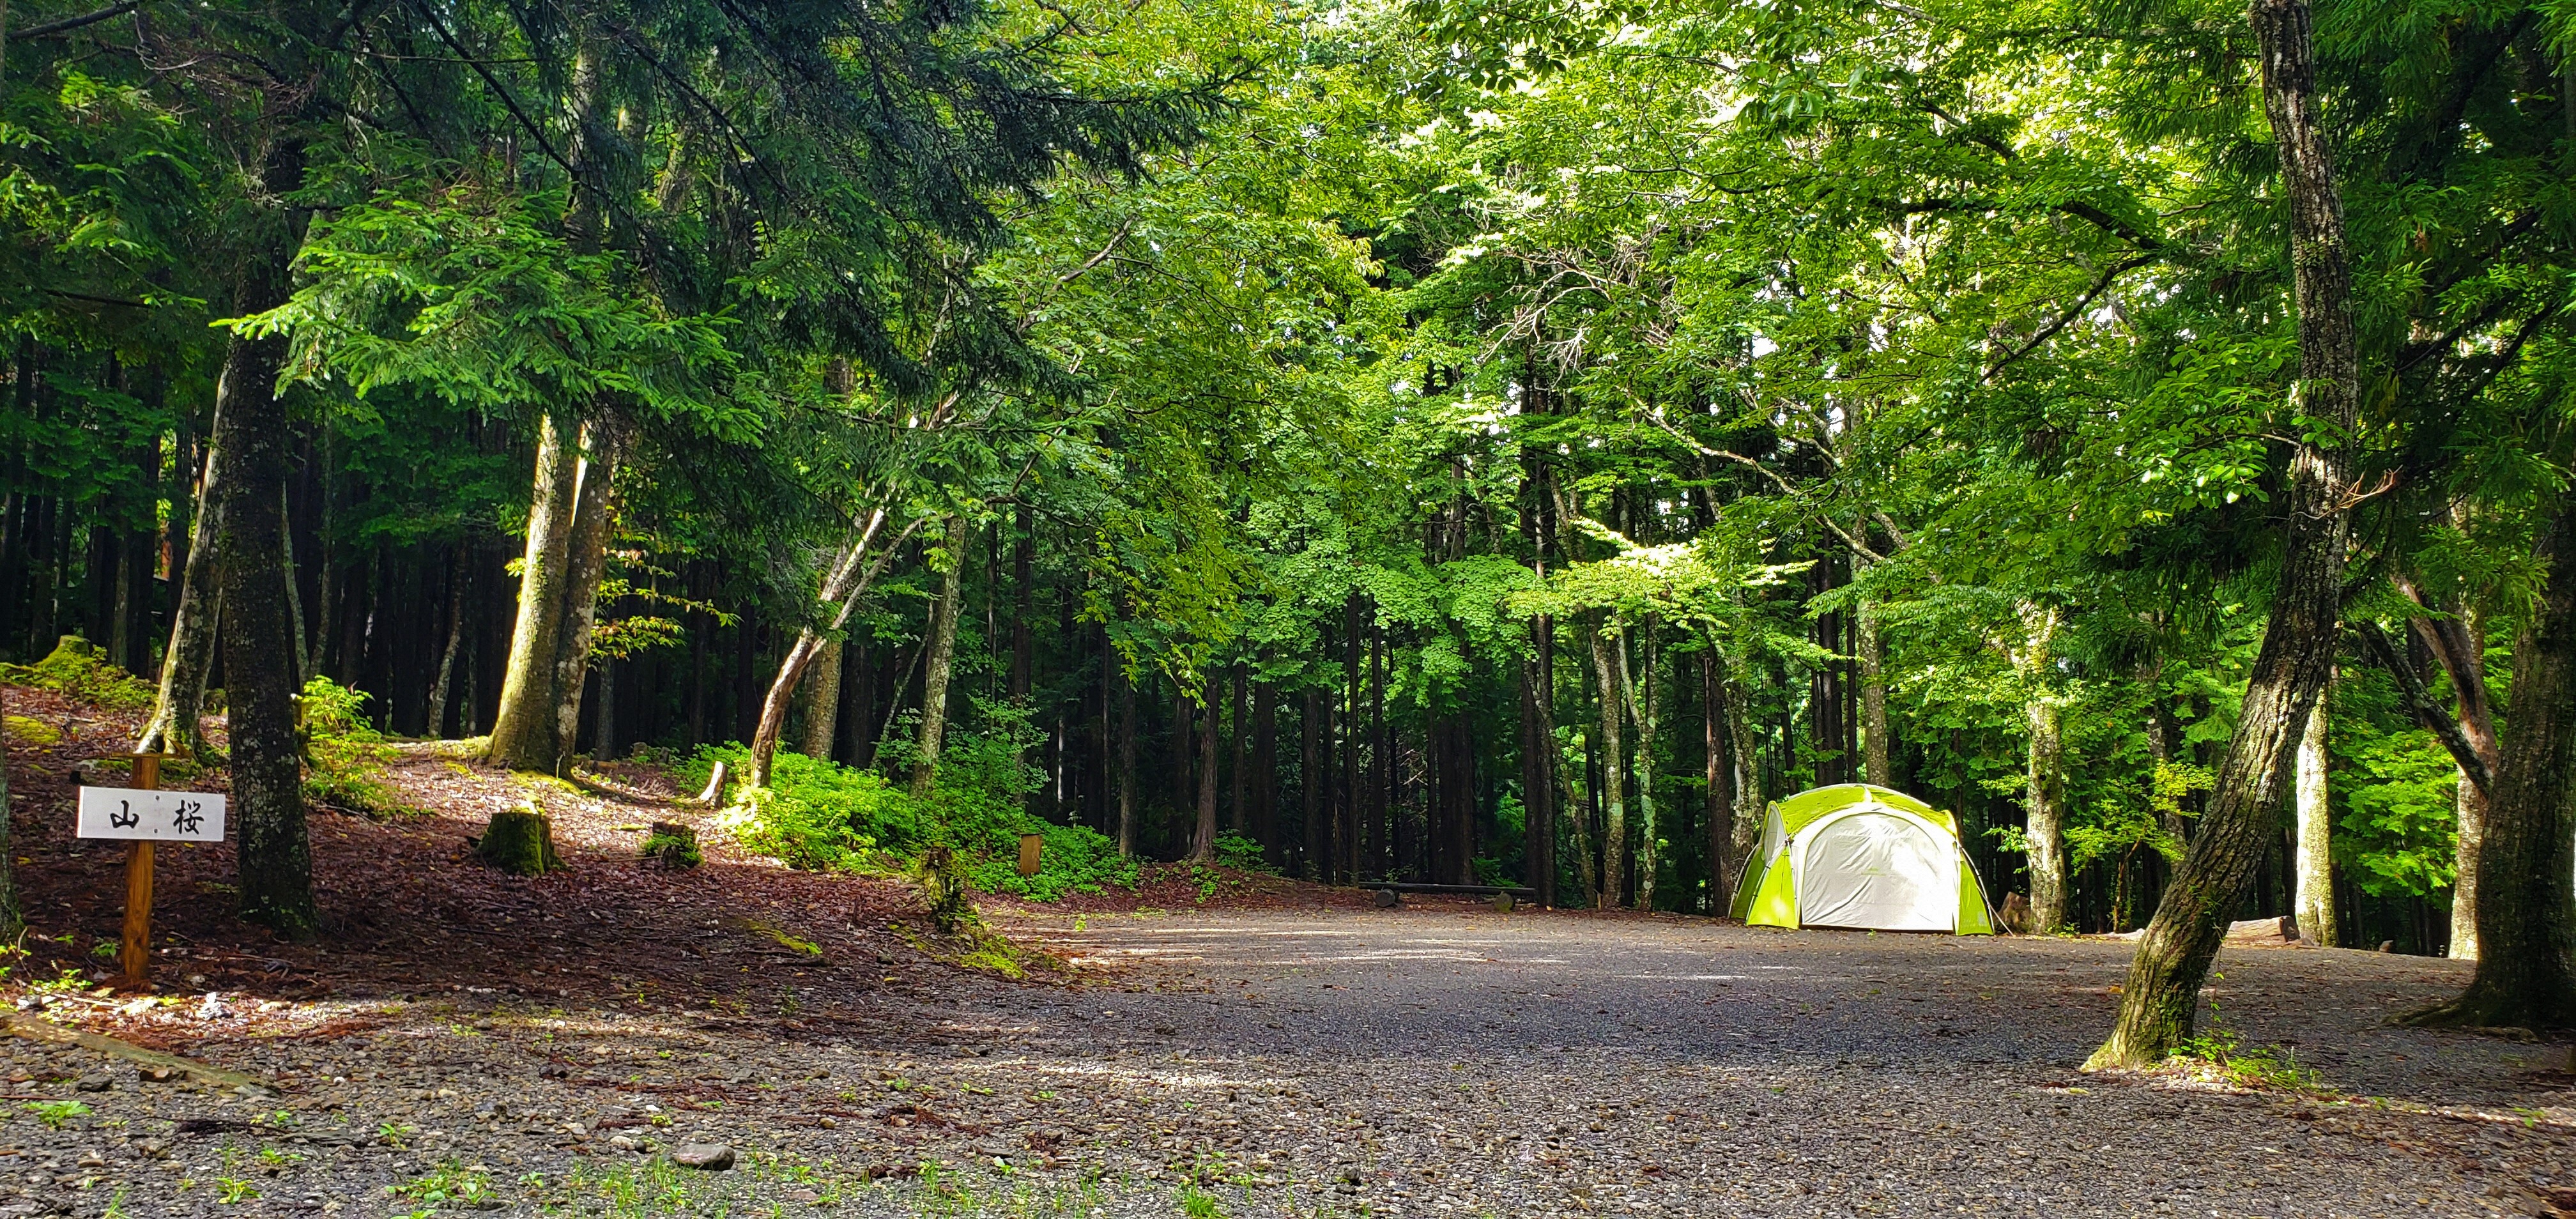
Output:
[[0, 682, 2570, 1216]]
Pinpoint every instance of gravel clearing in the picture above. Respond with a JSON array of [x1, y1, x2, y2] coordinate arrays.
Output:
[[6, 901, 2572, 1216]]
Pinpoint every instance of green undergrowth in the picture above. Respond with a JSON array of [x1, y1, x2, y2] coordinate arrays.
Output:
[[2175, 990, 2332, 1094], [1, 636, 155, 710], [684, 710, 1138, 901], [299, 677, 424, 818]]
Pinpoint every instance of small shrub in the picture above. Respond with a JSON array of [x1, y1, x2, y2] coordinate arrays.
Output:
[[1212, 832, 1270, 874], [298, 677, 418, 817], [2, 636, 153, 709], [24, 1099, 89, 1129]]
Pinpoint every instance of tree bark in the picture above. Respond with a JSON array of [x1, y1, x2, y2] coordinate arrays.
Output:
[[1116, 651, 1138, 858], [215, 162, 318, 935], [426, 545, 467, 739], [1188, 689, 1219, 862], [1629, 622, 1660, 911], [2402, 510, 2576, 1028], [2089, 0, 2358, 1068], [2293, 684, 2340, 946], [484, 411, 582, 770], [2026, 696, 2069, 933], [547, 417, 626, 767], [0, 683, 18, 941], [1703, 649, 1735, 913], [746, 509, 917, 786], [1591, 620, 1628, 910], [1860, 597, 1890, 786], [1229, 661, 1249, 834], [1301, 686, 1324, 878], [1521, 626, 1557, 905], [138, 413, 224, 757], [909, 515, 970, 799], [797, 640, 843, 760], [1254, 668, 1278, 862]]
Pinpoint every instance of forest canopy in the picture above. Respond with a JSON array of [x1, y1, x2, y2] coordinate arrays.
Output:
[[2, 0, 2572, 1059]]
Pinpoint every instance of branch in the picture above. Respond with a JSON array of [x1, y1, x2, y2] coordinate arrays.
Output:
[[1981, 253, 2156, 382], [2351, 620, 2492, 797], [17, 0, 144, 38]]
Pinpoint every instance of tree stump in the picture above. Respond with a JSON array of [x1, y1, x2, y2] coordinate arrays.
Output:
[[641, 821, 701, 870], [475, 805, 564, 875]]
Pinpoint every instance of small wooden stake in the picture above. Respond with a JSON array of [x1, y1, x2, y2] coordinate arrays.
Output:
[[118, 753, 163, 990]]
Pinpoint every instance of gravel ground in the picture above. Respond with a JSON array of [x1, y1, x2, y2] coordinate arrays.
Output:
[[5, 902, 2573, 1218]]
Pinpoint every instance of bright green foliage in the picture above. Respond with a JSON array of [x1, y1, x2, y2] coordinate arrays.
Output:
[[297, 678, 417, 819]]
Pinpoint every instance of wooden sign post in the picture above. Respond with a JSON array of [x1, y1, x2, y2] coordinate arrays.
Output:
[[77, 754, 224, 991]]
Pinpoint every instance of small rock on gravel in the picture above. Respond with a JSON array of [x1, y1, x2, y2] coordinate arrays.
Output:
[[672, 1142, 735, 1170]]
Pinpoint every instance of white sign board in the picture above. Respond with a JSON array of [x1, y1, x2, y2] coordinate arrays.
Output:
[[76, 786, 226, 843]]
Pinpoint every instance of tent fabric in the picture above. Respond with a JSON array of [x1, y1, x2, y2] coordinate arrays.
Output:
[[1729, 783, 1995, 935]]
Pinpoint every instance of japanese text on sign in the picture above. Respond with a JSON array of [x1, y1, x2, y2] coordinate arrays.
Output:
[[76, 786, 227, 843]]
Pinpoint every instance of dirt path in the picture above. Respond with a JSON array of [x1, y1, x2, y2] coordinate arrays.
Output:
[[8, 887, 2573, 1216], [969, 903, 2575, 1217]]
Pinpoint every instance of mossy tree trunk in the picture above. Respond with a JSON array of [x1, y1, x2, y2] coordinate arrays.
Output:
[[2089, 0, 2357, 1069], [138, 411, 222, 758], [2292, 687, 2340, 947], [215, 144, 319, 936], [2403, 509, 2576, 1029], [485, 412, 582, 771], [909, 515, 969, 800]]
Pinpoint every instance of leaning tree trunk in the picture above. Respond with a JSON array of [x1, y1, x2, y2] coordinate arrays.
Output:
[[426, 545, 466, 739], [1188, 691, 1220, 862], [2292, 686, 2340, 947], [2089, 0, 2358, 1069], [484, 412, 582, 770], [2402, 509, 2576, 1029], [746, 506, 915, 786], [138, 413, 224, 758], [909, 515, 969, 800], [1590, 620, 1629, 910], [2026, 697, 2069, 933], [547, 417, 627, 765], [215, 171, 319, 935]]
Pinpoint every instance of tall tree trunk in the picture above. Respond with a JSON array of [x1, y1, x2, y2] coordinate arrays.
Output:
[[1189, 690, 1219, 862], [0, 684, 18, 940], [2404, 507, 2576, 1027], [426, 545, 467, 739], [1629, 623, 1660, 911], [215, 160, 318, 935], [1859, 596, 1890, 786], [1301, 687, 1324, 878], [1561, 720, 1600, 906], [910, 515, 969, 799], [2293, 685, 2340, 946], [1521, 624, 1558, 906], [1590, 619, 1628, 910], [1722, 652, 1765, 882], [2410, 603, 2500, 960], [2090, 0, 2358, 1068], [2026, 697, 2069, 933], [797, 640, 843, 760], [1703, 649, 1736, 914], [1229, 661, 1250, 834], [1115, 653, 1137, 858], [547, 418, 626, 766], [139, 416, 224, 757], [484, 413, 582, 770], [1254, 663, 1278, 861]]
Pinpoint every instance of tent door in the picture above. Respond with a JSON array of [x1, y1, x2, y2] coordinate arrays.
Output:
[[1795, 811, 1955, 931]]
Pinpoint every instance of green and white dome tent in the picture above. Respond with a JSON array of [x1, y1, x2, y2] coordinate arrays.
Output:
[[1728, 783, 1998, 934]]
